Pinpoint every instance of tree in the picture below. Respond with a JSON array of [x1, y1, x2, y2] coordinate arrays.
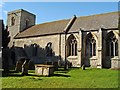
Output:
[[2, 25, 10, 48], [2, 25, 10, 74]]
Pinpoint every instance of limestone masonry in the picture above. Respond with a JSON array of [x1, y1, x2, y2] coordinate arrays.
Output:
[[6, 9, 120, 69]]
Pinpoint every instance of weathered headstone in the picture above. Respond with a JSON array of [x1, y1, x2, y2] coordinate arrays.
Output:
[[82, 64, 85, 70], [15, 58, 25, 72], [53, 62, 58, 70], [22, 59, 29, 75]]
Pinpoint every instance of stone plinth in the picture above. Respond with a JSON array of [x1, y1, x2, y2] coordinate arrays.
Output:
[[111, 57, 120, 69], [90, 56, 97, 68], [35, 64, 54, 76]]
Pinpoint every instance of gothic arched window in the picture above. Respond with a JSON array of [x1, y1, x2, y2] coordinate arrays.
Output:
[[115, 40, 118, 56], [67, 34, 77, 56], [86, 33, 96, 57], [106, 32, 118, 57], [45, 42, 53, 57], [31, 43, 37, 56], [11, 17, 15, 26]]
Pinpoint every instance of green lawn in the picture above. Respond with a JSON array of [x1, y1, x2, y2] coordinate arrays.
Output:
[[2, 68, 119, 88]]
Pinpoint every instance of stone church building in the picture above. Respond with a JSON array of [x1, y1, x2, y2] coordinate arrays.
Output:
[[7, 9, 120, 69]]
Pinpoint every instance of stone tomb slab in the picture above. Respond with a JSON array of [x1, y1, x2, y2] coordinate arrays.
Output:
[[35, 64, 54, 76]]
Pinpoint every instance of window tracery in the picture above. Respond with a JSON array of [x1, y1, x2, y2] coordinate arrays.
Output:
[[86, 33, 96, 57], [67, 34, 77, 56], [106, 32, 118, 57]]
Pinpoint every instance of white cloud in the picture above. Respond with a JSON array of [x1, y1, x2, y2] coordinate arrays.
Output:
[[0, 1, 5, 7], [3, 10, 7, 14], [0, 4, 2, 7], [0, 16, 2, 19]]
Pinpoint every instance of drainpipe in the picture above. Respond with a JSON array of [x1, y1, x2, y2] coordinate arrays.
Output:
[[63, 15, 77, 70]]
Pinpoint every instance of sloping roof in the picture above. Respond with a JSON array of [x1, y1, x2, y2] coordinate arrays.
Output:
[[69, 12, 118, 32], [15, 19, 69, 38], [15, 12, 118, 38]]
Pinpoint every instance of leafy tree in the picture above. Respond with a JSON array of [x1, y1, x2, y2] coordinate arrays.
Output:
[[2, 24, 10, 74], [2, 25, 10, 48]]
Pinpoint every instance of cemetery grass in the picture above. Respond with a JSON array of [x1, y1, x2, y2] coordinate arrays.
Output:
[[2, 68, 119, 88]]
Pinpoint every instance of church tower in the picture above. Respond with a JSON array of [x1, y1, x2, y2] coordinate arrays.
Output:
[[7, 9, 36, 47]]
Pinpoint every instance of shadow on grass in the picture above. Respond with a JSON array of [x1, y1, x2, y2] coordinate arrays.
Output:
[[2, 71, 38, 77], [55, 71, 69, 73], [2, 70, 71, 78], [56, 67, 79, 73], [2, 67, 79, 77], [53, 73, 70, 77], [2, 73, 22, 77], [29, 77, 42, 80]]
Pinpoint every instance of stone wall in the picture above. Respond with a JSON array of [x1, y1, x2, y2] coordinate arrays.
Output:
[[82, 30, 100, 68], [7, 9, 35, 47], [111, 57, 120, 69], [14, 32, 82, 67], [12, 29, 119, 69], [20, 10, 36, 32], [102, 30, 119, 68], [60, 33, 81, 67], [7, 11, 21, 38], [14, 34, 61, 64]]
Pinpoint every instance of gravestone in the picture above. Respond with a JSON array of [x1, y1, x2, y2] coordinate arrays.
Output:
[[82, 64, 85, 70], [22, 59, 29, 75], [53, 62, 58, 70], [15, 57, 25, 72]]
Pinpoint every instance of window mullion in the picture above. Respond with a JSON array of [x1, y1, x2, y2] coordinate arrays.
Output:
[[92, 43, 93, 56], [113, 42, 115, 57], [71, 43, 72, 56], [74, 42, 75, 56]]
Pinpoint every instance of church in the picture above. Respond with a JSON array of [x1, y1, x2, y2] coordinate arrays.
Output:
[[6, 9, 120, 69]]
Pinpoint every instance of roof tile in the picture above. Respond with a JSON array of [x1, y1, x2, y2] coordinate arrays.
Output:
[[15, 12, 118, 38]]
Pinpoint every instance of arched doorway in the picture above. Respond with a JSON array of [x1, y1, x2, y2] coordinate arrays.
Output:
[[85, 33, 96, 67]]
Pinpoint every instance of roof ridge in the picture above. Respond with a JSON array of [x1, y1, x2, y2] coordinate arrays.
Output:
[[15, 11, 118, 38], [29, 11, 118, 26], [35, 11, 117, 26], [77, 11, 118, 18], [35, 19, 70, 26]]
